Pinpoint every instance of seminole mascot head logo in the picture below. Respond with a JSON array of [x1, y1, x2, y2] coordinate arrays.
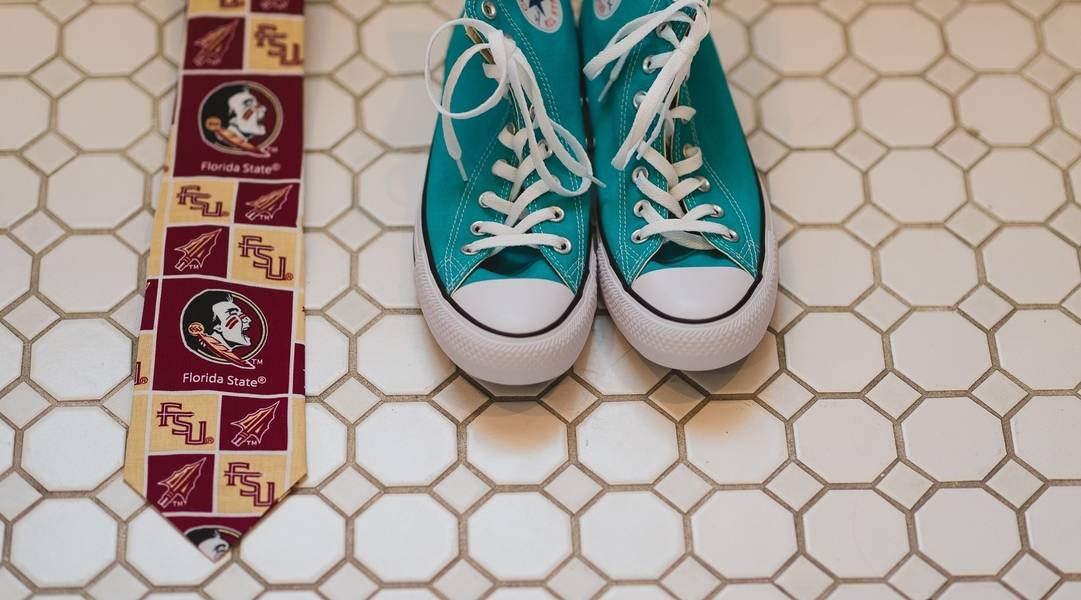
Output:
[[181, 290, 267, 369], [199, 81, 282, 158]]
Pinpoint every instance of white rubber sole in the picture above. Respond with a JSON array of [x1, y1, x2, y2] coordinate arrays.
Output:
[[414, 224, 597, 386], [597, 202, 779, 372]]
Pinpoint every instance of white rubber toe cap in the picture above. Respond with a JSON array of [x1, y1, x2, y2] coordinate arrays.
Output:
[[450, 278, 575, 335], [631, 266, 755, 321]]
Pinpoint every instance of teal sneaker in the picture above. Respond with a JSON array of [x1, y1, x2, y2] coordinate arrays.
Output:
[[580, 0, 777, 370], [415, 0, 597, 385]]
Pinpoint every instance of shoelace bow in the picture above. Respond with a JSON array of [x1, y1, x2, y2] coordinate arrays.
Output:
[[584, 0, 739, 249], [425, 19, 596, 256]]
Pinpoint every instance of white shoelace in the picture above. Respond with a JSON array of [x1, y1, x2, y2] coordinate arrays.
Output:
[[425, 18, 595, 256], [584, 0, 738, 249]]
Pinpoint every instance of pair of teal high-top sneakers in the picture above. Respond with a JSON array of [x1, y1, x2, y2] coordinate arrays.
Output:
[[415, 0, 778, 385]]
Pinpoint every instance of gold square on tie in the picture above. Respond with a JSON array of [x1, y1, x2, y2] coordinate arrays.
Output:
[[230, 227, 298, 287], [247, 17, 304, 73], [149, 394, 221, 452], [168, 179, 237, 224], [189, 0, 246, 15], [217, 454, 288, 513]]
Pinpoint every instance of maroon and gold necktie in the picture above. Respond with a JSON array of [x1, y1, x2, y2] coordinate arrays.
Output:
[[123, 0, 306, 560]]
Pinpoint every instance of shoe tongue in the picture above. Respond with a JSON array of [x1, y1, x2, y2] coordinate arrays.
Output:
[[462, 246, 564, 287], [476, 0, 567, 37]]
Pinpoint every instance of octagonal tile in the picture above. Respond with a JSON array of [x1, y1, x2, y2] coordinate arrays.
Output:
[[577, 401, 676, 484], [751, 7, 843, 75], [892, 312, 990, 391], [0, 6, 57, 74], [40, 235, 138, 312], [1026, 486, 1081, 572], [357, 402, 456, 486], [786, 313, 885, 393], [880, 228, 977, 306], [781, 229, 872, 306], [362, 4, 445, 75], [468, 493, 571, 580], [58, 80, 152, 150], [354, 494, 457, 582], [804, 490, 908, 577], [1043, 4, 1081, 68], [574, 316, 668, 395], [0, 326, 21, 393], [22, 407, 125, 491], [0, 80, 49, 150], [305, 4, 357, 73], [692, 490, 796, 578], [760, 79, 853, 148], [959, 75, 1050, 145], [939, 582, 1019, 600], [359, 152, 426, 227], [0, 157, 39, 227], [984, 227, 1080, 304], [305, 316, 349, 396], [829, 584, 905, 600], [358, 232, 416, 309], [126, 510, 215, 585], [1012, 396, 1081, 479], [1059, 77, 1081, 138], [240, 495, 345, 582], [710, 7, 748, 67], [851, 6, 942, 74], [64, 6, 156, 75], [31, 319, 130, 401], [0, 420, 12, 473], [945, 3, 1037, 70], [795, 399, 896, 483], [767, 151, 862, 225], [580, 491, 683, 580], [970, 149, 1066, 222], [303, 233, 350, 308], [303, 153, 352, 227], [0, 237, 31, 311], [363, 77, 437, 148], [996, 310, 1081, 390], [859, 79, 953, 146], [916, 488, 1020, 575], [305, 78, 355, 150], [301, 404, 348, 487], [686, 400, 786, 484], [469, 401, 566, 485], [870, 150, 965, 223], [904, 397, 1005, 481], [12, 498, 117, 586], [47, 155, 143, 229]]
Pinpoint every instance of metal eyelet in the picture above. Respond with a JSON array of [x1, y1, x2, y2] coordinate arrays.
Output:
[[470, 221, 484, 235], [721, 230, 739, 243], [710, 204, 724, 217], [698, 177, 711, 193], [481, 0, 497, 19], [631, 230, 646, 243], [642, 56, 659, 73], [461, 244, 478, 255], [631, 166, 649, 183], [633, 91, 646, 108], [555, 239, 572, 254], [633, 200, 648, 217], [682, 144, 698, 157], [478, 193, 490, 208], [504, 122, 517, 135], [550, 206, 565, 222]]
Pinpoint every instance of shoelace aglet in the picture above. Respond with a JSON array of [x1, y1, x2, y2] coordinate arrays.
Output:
[[454, 158, 468, 181]]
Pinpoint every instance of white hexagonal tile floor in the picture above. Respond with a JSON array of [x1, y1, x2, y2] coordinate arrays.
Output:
[[2, 0, 1080, 596]]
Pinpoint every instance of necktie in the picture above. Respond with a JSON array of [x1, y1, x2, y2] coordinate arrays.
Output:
[[123, 0, 307, 561]]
